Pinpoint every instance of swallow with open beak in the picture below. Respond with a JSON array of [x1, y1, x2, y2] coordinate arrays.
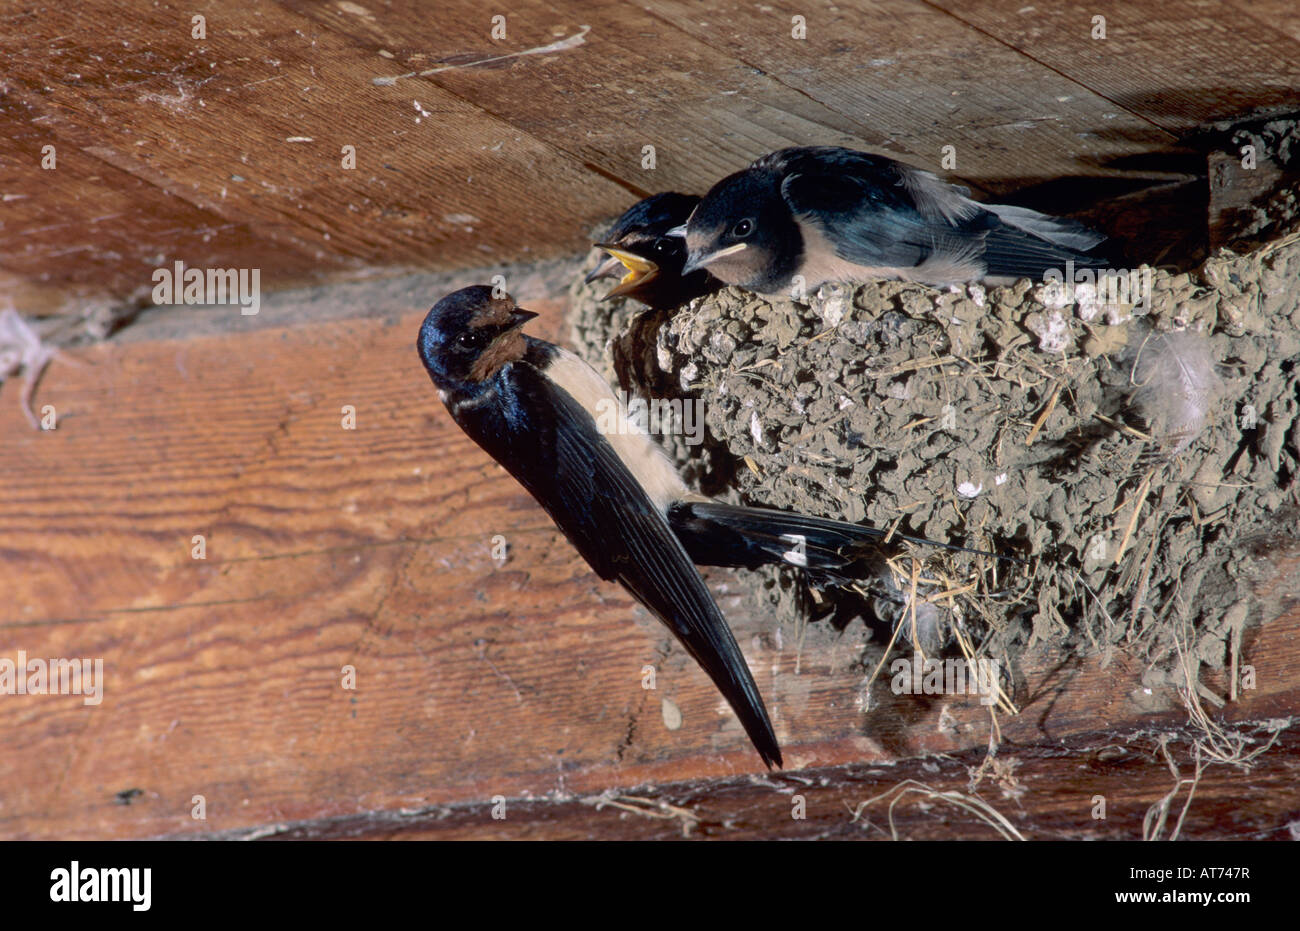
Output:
[[418, 286, 1011, 767], [676, 146, 1114, 296], [585, 192, 718, 310]]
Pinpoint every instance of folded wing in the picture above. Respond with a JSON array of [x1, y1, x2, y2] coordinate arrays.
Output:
[[457, 362, 783, 768]]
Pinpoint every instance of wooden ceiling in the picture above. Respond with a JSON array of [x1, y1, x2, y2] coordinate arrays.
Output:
[[1, 0, 1296, 316]]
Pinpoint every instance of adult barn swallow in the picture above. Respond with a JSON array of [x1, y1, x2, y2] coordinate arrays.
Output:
[[678, 146, 1112, 295], [418, 286, 980, 767], [585, 192, 718, 310]]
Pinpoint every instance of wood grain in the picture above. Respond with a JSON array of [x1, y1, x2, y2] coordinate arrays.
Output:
[[0, 0, 630, 294], [1230, 0, 1300, 45], [201, 723, 1300, 840], [639, 0, 1177, 195], [931, 0, 1300, 134], [6, 0, 1292, 319], [0, 126, 322, 318], [283, 0, 872, 194]]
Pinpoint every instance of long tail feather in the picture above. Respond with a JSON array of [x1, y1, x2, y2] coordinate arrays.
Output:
[[668, 500, 1016, 577]]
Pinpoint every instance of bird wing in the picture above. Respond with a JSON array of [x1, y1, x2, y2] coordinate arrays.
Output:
[[977, 203, 1113, 278], [667, 500, 890, 573], [772, 147, 991, 271], [771, 147, 1110, 280], [451, 362, 782, 767], [668, 500, 1014, 576]]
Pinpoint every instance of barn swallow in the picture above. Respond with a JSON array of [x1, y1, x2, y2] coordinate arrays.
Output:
[[418, 286, 1008, 768], [584, 192, 719, 310], [676, 146, 1113, 295]]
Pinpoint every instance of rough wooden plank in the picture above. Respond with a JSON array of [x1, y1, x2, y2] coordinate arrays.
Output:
[[0, 118, 324, 317], [0, 0, 630, 291], [2, 300, 1297, 839], [303, 0, 1177, 197], [1207, 149, 1289, 250], [198, 722, 1300, 840], [284, 0, 871, 196], [1230, 0, 1300, 45], [931, 0, 1300, 134], [6, 0, 1276, 316], [637, 0, 1178, 197]]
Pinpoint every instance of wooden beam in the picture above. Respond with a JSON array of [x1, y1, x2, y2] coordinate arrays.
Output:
[[3, 0, 1293, 314], [0, 0, 630, 292], [285, 0, 872, 192], [931, 0, 1300, 134], [639, 0, 1178, 194], [191, 723, 1300, 840], [2, 297, 1296, 839], [0, 127, 325, 316]]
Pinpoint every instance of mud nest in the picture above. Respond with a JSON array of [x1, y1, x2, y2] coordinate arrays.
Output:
[[571, 222, 1300, 707]]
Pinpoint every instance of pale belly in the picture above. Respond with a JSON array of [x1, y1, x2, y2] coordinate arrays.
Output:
[[794, 216, 987, 289]]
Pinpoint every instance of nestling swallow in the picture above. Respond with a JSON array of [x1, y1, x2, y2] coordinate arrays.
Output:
[[585, 193, 719, 310], [419, 287, 1010, 766], [677, 146, 1113, 295]]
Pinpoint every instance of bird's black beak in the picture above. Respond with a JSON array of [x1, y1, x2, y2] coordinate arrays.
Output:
[[584, 253, 625, 284], [591, 243, 660, 299], [681, 242, 747, 277], [508, 308, 539, 330]]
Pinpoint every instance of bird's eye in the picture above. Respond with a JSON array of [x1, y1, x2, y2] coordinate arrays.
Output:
[[456, 330, 487, 351], [652, 237, 671, 253], [731, 218, 755, 238]]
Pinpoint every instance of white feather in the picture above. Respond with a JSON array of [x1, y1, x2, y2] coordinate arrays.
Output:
[[1128, 329, 1222, 456], [986, 203, 1106, 253]]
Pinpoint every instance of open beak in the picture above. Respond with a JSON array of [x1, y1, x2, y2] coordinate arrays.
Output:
[[681, 242, 747, 277], [591, 243, 660, 299]]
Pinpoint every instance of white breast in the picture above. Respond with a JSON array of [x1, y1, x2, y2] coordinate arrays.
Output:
[[543, 347, 692, 511]]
